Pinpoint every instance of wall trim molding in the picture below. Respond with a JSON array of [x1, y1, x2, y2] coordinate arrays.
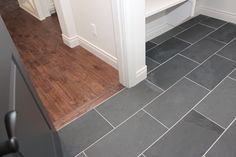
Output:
[[62, 34, 118, 69], [78, 36, 118, 69], [62, 34, 80, 48], [198, 6, 236, 24], [136, 66, 147, 84]]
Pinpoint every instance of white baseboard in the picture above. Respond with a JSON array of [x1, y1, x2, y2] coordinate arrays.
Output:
[[61, 34, 118, 69], [135, 66, 147, 85], [78, 36, 118, 69], [62, 34, 80, 48], [198, 6, 236, 24], [146, 23, 174, 41]]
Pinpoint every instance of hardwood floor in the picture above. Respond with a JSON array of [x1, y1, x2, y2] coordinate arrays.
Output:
[[0, 0, 123, 129]]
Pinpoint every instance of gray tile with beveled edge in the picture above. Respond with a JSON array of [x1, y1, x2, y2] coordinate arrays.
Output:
[[146, 41, 157, 51], [147, 55, 198, 90], [96, 80, 163, 127], [200, 17, 227, 29], [179, 15, 209, 29], [85, 111, 167, 157], [209, 23, 236, 43], [217, 38, 236, 61], [147, 38, 190, 63], [77, 153, 87, 157], [206, 120, 236, 157], [59, 110, 113, 157], [151, 26, 185, 45], [195, 78, 236, 128], [187, 55, 236, 90], [144, 78, 209, 128], [181, 37, 225, 63], [144, 110, 224, 157], [176, 24, 214, 43], [146, 57, 160, 72]]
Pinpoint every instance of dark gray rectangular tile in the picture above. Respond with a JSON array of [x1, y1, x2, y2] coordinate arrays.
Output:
[[206, 119, 236, 157], [187, 55, 236, 90], [151, 26, 185, 45], [209, 23, 236, 43], [144, 110, 224, 157], [179, 14, 209, 29], [200, 17, 227, 29], [146, 57, 160, 72], [146, 41, 157, 51], [181, 37, 225, 63], [96, 80, 163, 127], [85, 111, 167, 157], [195, 78, 236, 128], [217, 39, 236, 62], [176, 24, 214, 43], [147, 38, 190, 63], [59, 110, 113, 157], [144, 78, 208, 128], [147, 55, 198, 90]]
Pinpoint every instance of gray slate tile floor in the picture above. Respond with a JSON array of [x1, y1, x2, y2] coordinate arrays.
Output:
[[59, 15, 236, 157]]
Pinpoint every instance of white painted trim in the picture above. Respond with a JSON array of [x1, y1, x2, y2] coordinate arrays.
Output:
[[111, 0, 146, 88], [19, 4, 45, 21], [78, 36, 118, 69], [61, 34, 118, 69], [136, 65, 147, 82], [146, 23, 173, 41], [62, 34, 80, 48], [197, 6, 236, 24]]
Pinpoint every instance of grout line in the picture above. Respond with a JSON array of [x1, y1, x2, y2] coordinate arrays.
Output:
[[147, 20, 229, 79], [75, 19, 235, 157], [146, 56, 161, 64], [201, 116, 236, 157], [228, 76, 236, 82], [198, 23, 217, 30], [147, 42, 194, 75], [149, 22, 200, 47], [207, 36, 227, 45], [174, 36, 193, 45], [57, 87, 126, 131], [138, 64, 236, 156], [193, 109, 226, 130], [174, 22, 200, 37], [142, 109, 169, 129], [215, 54, 236, 64], [76, 74, 198, 157], [139, 61, 236, 157], [75, 152, 87, 157], [146, 44, 159, 53], [178, 53, 201, 65], [147, 40, 158, 46], [184, 77, 210, 92], [145, 79, 165, 91], [94, 108, 115, 129]]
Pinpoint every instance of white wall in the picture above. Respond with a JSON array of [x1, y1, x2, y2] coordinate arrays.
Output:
[[196, 0, 236, 23], [70, 0, 118, 69]]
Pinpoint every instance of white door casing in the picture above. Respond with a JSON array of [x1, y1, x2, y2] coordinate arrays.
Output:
[[17, 0, 53, 20]]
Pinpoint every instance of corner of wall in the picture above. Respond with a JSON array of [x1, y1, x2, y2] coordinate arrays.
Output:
[[62, 34, 80, 48]]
